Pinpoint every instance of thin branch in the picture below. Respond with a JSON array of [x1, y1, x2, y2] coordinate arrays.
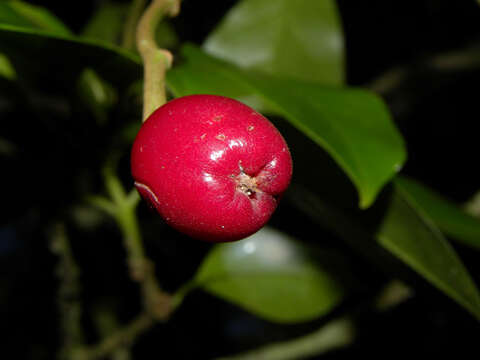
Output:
[[215, 317, 355, 360], [115, 201, 146, 263], [49, 223, 84, 360], [87, 195, 117, 216], [98, 166, 173, 320], [126, 188, 141, 208], [80, 313, 154, 360], [79, 2, 184, 356], [85, 172, 174, 359]]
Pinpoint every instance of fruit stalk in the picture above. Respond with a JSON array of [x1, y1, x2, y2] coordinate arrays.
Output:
[[136, 0, 181, 121]]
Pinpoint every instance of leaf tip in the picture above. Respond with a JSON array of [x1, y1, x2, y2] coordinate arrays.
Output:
[[359, 195, 373, 210]]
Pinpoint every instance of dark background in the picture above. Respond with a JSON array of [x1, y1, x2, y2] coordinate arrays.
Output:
[[2, 0, 480, 358]]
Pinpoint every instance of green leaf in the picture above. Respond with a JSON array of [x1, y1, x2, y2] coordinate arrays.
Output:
[[0, 1, 141, 88], [395, 176, 480, 250], [204, 0, 344, 85], [289, 183, 480, 321], [378, 185, 480, 320], [278, 115, 480, 321], [0, 1, 72, 35], [194, 227, 345, 323], [0, 23, 141, 89], [167, 45, 254, 100], [248, 75, 406, 208], [168, 45, 406, 207]]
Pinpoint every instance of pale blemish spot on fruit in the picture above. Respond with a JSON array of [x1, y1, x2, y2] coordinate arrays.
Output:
[[213, 115, 223, 122], [134, 181, 160, 206], [247, 125, 254, 131], [216, 134, 226, 141], [200, 133, 206, 140]]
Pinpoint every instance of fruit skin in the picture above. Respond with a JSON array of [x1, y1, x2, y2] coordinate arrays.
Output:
[[131, 95, 292, 242]]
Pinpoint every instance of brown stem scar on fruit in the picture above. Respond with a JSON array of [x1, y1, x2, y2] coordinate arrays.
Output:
[[235, 172, 258, 198], [134, 181, 160, 206]]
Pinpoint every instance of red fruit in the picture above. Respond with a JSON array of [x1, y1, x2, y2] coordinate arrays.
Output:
[[131, 95, 292, 242]]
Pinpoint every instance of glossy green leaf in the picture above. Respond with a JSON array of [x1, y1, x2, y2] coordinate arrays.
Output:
[[378, 185, 480, 320], [395, 176, 480, 250], [168, 45, 406, 207], [0, 1, 71, 35], [247, 75, 406, 208], [283, 119, 480, 321], [170, 41, 273, 113], [288, 183, 480, 321], [167, 45, 254, 101], [204, 0, 344, 85], [194, 227, 345, 323], [0, 23, 141, 89]]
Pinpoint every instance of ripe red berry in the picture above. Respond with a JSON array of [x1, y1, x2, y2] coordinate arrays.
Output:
[[131, 95, 292, 242]]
